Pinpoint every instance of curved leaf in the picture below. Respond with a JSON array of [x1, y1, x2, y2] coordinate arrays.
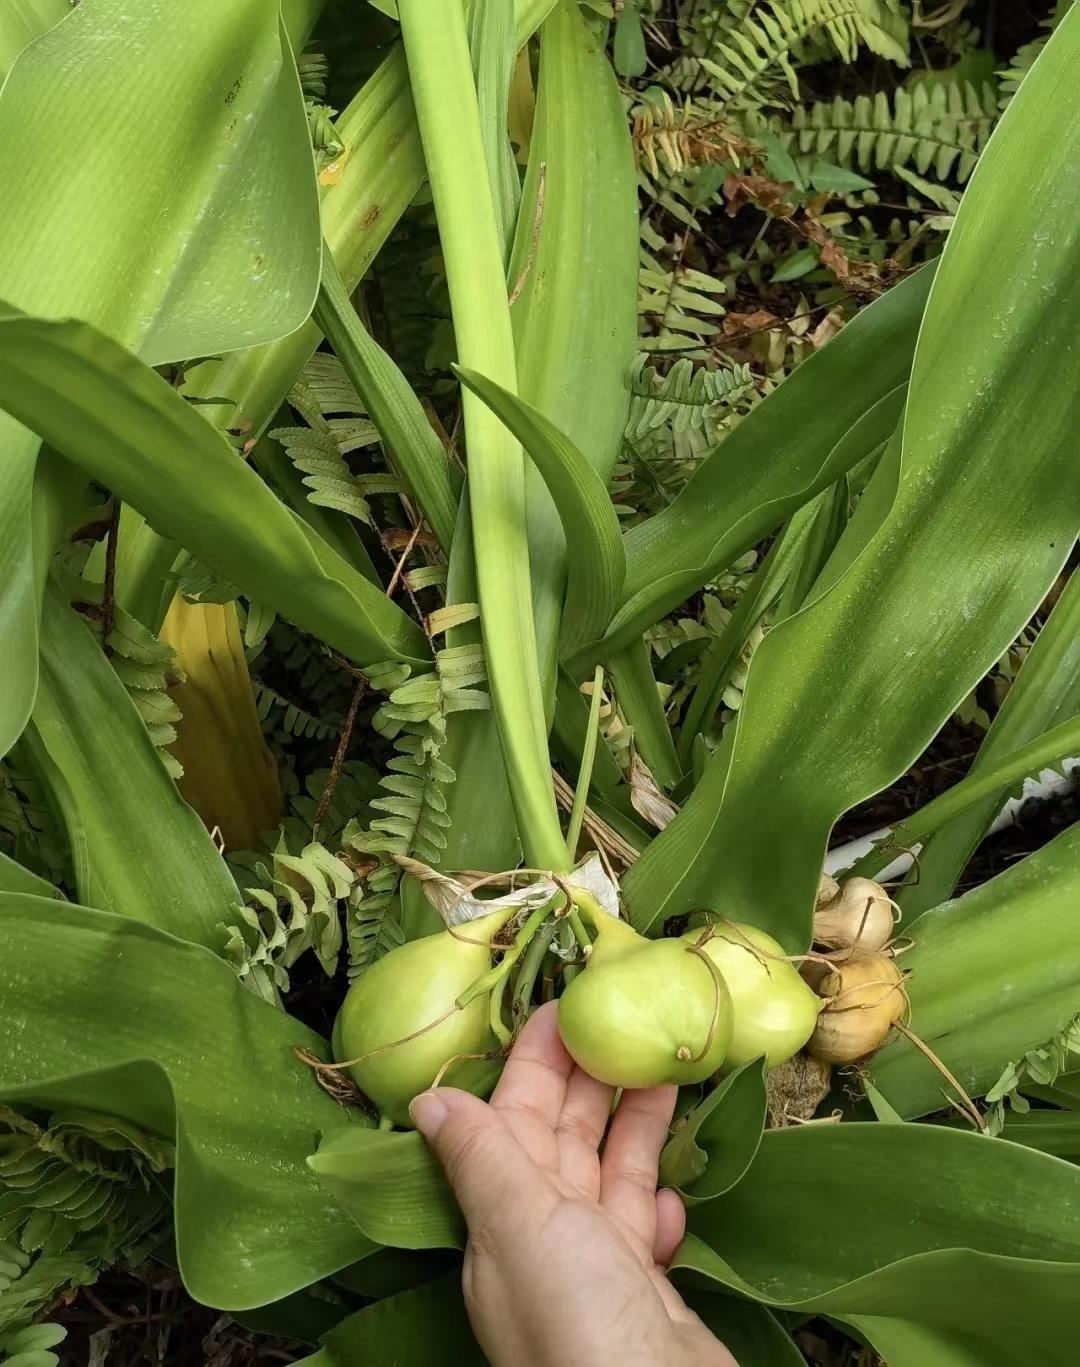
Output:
[[0, 0, 322, 754], [870, 824, 1080, 1119], [0, 308, 431, 668], [455, 366, 625, 657], [659, 1060, 766, 1201], [687, 1294, 805, 1367], [0, 895, 371, 1311], [675, 1122, 1080, 1365], [309, 1127, 465, 1251], [296, 1275, 483, 1367], [22, 584, 240, 949], [904, 564, 1080, 914], [315, 254, 459, 557], [624, 14, 1080, 948]]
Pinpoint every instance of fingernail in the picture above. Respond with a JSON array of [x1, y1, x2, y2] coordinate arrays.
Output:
[[409, 1091, 449, 1137]]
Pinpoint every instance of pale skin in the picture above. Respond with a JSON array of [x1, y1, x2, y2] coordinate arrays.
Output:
[[409, 1002, 737, 1367]]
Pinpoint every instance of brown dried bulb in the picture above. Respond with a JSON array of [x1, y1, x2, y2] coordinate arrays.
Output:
[[806, 952, 906, 1065], [814, 876, 897, 954]]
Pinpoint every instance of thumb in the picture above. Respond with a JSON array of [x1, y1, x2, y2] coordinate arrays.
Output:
[[410, 1087, 538, 1234]]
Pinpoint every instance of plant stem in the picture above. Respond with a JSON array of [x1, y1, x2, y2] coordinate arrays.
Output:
[[608, 639, 681, 790], [566, 665, 605, 860], [511, 919, 558, 1026], [456, 900, 556, 1010], [399, 0, 568, 873]]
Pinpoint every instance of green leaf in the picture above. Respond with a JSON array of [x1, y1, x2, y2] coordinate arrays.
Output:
[[905, 565, 1080, 914], [1004, 1110, 1080, 1160], [467, 0, 521, 257], [595, 266, 933, 660], [309, 1127, 465, 1250], [686, 1294, 805, 1367], [0, 0, 322, 755], [675, 1122, 1080, 1364], [21, 584, 239, 949], [314, 253, 459, 556], [625, 13, 1080, 948], [401, 0, 567, 871], [871, 824, 1080, 1119], [455, 366, 626, 656], [658, 1060, 766, 1200], [608, 640, 680, 791], [0, 895, 371, 1310], [851, 711, 1080, 882], [509, 0, 639, 683], [0, 851, 58, 900], [0, 3, 67, 76], [400, 0, 638, 895], [0, 308, 430, 669], [296, 1274, 483, 1367], [614, 0, 647, 77]]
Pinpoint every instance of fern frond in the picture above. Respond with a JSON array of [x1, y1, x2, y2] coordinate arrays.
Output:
[[272, 368, 398, 524], [342, 642, 489, 979], [998, 36, 1048, 108], [745, 79, 998, 184], [666, 0, 909, 112], [222, 837, 359, 1003], [0, 1109, 170, 1336], [633, 89, 754, 177], [639, 242, 728, 356], [252, 681, 341, 740], [627, 354, 756, 447], [984, 1011, 1080, 1137]]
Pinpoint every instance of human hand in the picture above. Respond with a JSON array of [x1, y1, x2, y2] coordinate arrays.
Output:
[[409, 1001, 737, 1367]]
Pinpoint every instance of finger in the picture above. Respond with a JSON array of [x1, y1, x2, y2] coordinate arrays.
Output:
[[555, 1067, 615, 1198], [599, 1084, 677, 1253], [653, 1188, 686, 1267], [490, 1001, 572, 1127], [410, 1087, 556, 1245]]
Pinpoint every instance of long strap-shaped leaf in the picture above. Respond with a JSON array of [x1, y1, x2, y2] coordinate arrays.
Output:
[[902, 564, 1080, 915], [0, 895, 371, 1310], [315, 252, 459, 556], [455, 365, 625, 655], [849, 711, 1080, 881], [871, 821, 1080, 1119], [580, 265, 934, 664], [399, 0, 567, 871], [0, 0, 323, 754], [676, 1118, 1080, 1364], [398, 0, 639, 910], [21, 583, 242, 950], [624, 12, 1080, 947], [0, 308, 431, 668]]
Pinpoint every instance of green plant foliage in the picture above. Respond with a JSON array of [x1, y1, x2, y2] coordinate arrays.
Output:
[[745, 79, 999, 183], [24, 585, 240, 950], [674, 1122, 1080, 1363], [665, 0, 910, 109], [624, 11, 1080, 947], [871, 823, 1080, 1120], [0, 1107, 171, 1336], [0, 0, 322, 759], [0, 308, 431, 669], [345, 642, 489, 978], [222, 838, 358, 1005], [0, 895, 371, 1310]]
